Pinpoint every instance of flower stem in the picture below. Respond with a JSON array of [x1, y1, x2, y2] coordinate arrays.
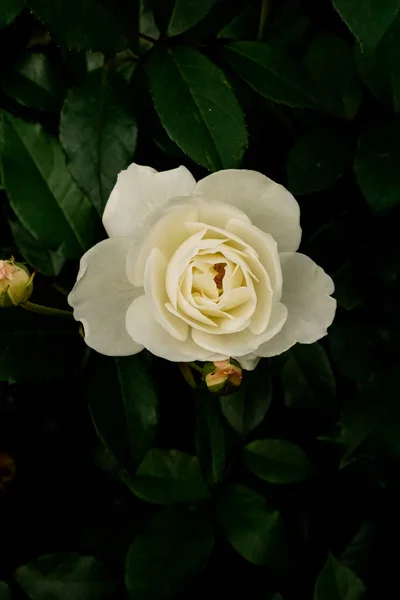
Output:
[[21, 301, 74, 319], [258, 0, 271, 40]]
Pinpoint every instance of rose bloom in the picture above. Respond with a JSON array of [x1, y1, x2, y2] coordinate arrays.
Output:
[[68, 164, 336, 370]]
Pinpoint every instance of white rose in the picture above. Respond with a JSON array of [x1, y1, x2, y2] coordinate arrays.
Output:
[[68, 164, 336, 370]]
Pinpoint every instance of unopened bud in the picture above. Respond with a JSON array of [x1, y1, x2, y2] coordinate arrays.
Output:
[[0, 258, 33, 307], [205, 359, 242, 395]]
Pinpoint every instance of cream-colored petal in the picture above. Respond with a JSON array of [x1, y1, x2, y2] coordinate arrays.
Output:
[[234, 354, 261, 371], [126, 295, 217, 362], [127, 202, 199, 287], [227, 218, 283, 302], [191, 302, 287, 356], [188, 195, 251, 229], [144, 248, 189, 342], [103, 163, 196, 238], [166, 232, 224, 309], [255, 253, 336, 357], [194, 169, 301, 252], [68, 238, 143, 356]]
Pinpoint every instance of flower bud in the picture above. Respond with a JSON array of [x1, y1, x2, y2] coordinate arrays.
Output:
[[0, 258, 33, 307], [205, 359, 243, 395]]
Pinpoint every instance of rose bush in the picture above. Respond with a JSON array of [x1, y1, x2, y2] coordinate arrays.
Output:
[[68, 164, 336, 370]]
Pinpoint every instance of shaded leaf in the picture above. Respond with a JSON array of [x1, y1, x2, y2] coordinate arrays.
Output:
[[0, 308, 82, 384], [167, 0, 216, 37], [195, 393, 226, 484], [26, 0, 127, 51], [125, 507, 214, 600], [60, 67, 138, 215], [1, 52, 61, 112], [244, 439, 311, 484], [280, 343, 336, 416], [287, 127, 354, 194], [220, 365, 272, 436], [217, 484, 286, 566], [0, 0, 24, 28], [0, 582, 10, 600], [9, 216, 66, 277], [146, 45, 247, 171], [354, 120, 400, 211], [304, 35, 363, 120], [131, 449, 209, 504], [223, 41, 318, 109], [14, 553, 117, 600], [314, 553, 365, 600], [88, 353, 158, 476], [331, 0, 400, 54], [0, 112, 101, 259]]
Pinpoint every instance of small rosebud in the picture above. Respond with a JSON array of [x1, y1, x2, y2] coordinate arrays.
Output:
[[0, 258, 33, 307], [205, 359, 243, 395]]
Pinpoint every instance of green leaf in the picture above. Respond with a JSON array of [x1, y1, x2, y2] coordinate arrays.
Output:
[[0, 309, 82, 384], [217, 484, 286, 566], [131, 449, 209, 504], [0, 582, 10, 600], [14, 553, 117, 600], [354, 120, 400, 212], [220, 365, 272, 436], [9, 217, 66, 277], [287, 127, 354, 195], [223, 41, 318, 109], [280, 343, 336, 416], [217, 2, 260, 41], [125, 507, 214, 600], [88, 353, 158, 476], [146, 45, 247, 171], [195, 393, 226, 484], [304, 35, 363, 120], [26, 0, 127, 51], [167, 0, 216, 36], [0, 112, 101, 259], [0, 0, 25, 29], [60, 68, 138, 215], [314, 554, 365, 600], [331, 0, 400, 54], [1, 52, 62, 113], [244, 439, 310, 484]]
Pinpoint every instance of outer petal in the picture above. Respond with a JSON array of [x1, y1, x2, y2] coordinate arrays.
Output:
[[126, 295, 224, 362], [234, 354, 261, 371], [255, 253, 336, 358], [68, 238, 143, 356], [103, 163, 196, 238], [194, 169, 301, 252]]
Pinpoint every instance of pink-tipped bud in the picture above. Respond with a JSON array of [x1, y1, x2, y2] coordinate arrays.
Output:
[[205, 359, 243, 394], [0, 258, 33, 307]]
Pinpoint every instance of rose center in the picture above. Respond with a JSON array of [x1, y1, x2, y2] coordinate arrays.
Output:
[[213, 262, 226, 292]]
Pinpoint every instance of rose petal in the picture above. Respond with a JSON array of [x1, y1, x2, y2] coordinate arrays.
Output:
[[191, 302, 287, 356], [68, 238, 143, 356], [194, 169, 301, 252], [226, 218, 283, 302], [126, 294, 222, 362], [188, 195, 251, 229], [103, 163, 195, 238], [127, 202, 199, 287], [144, 247, 189, 342], [255, 253, 336, 357], [234, 354, 261, 371]]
